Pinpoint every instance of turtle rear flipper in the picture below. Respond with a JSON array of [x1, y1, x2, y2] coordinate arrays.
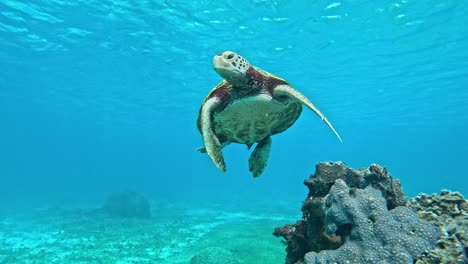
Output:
[[197, 140, 231, 153], [200, 97, 226, 172], [248, 136, 272, 177], [196, 147, 207, 153]]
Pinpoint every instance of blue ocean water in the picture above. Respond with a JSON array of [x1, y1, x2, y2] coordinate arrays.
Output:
[[0, 0, 467, 252], [1, 0, 468, 208]]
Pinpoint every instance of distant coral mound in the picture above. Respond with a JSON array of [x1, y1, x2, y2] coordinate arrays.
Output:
[[102, 191, 150, 219], [273, 162, 466, 264], [190, 247, 239, 264]]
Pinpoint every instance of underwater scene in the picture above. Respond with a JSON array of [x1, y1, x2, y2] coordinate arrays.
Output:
[[0, 0, 467, 263]]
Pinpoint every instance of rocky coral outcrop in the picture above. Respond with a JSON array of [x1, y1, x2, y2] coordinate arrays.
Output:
[[274, 161, 447, 264], [190, 247, 239, 264], [102, 191, 151, 219], [304, 161, 407, 209], [305, 179, 439, 263], [410, 190, 468, 264]]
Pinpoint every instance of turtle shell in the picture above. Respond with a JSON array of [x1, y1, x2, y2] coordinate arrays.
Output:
[[197, 67, 303, 145]]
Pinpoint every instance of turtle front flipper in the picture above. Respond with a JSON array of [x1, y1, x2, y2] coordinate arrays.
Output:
[[248, 136, 272, 177], [273, 84, 343, 142], [200, 97, 227, 172]]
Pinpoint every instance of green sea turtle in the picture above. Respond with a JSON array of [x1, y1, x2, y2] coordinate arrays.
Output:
[[197, 51, 342, 177]]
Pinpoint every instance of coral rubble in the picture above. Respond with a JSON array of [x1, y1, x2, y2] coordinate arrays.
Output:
[[410, 190, 468, 264], [274, 161, 466, 264]]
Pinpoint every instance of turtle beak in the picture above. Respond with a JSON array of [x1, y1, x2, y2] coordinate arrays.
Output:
[[213, 55, 226, 69], [213, 56, 236, 82]]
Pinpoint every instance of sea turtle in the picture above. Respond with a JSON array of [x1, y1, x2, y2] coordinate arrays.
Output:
[[197, 51, 342, 177]]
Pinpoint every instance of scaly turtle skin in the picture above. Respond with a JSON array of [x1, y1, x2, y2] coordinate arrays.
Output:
[[197, 51, 342, 177]]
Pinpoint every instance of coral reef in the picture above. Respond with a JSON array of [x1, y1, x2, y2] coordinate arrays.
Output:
[[305, 179, 439, 263], [190, 247, 239, 264], [274, 161, 448, 264], [304, 161, 407, 209], [102, 191, 151, 219], [410, 190, 468, 264]]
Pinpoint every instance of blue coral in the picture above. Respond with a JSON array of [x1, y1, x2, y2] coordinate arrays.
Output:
[[305, 179, 440, 264]]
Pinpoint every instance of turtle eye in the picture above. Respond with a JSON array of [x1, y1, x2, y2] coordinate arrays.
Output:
[[227, 54, 234, 60]]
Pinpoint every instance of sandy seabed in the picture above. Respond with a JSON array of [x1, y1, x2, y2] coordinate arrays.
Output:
[[0, 201, 297, 264]]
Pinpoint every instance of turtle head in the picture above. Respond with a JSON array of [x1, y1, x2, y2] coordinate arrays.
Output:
[[213, 51, 251, 86]]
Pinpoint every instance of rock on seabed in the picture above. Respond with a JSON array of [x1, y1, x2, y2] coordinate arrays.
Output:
[[274, 161, 467, 264]]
